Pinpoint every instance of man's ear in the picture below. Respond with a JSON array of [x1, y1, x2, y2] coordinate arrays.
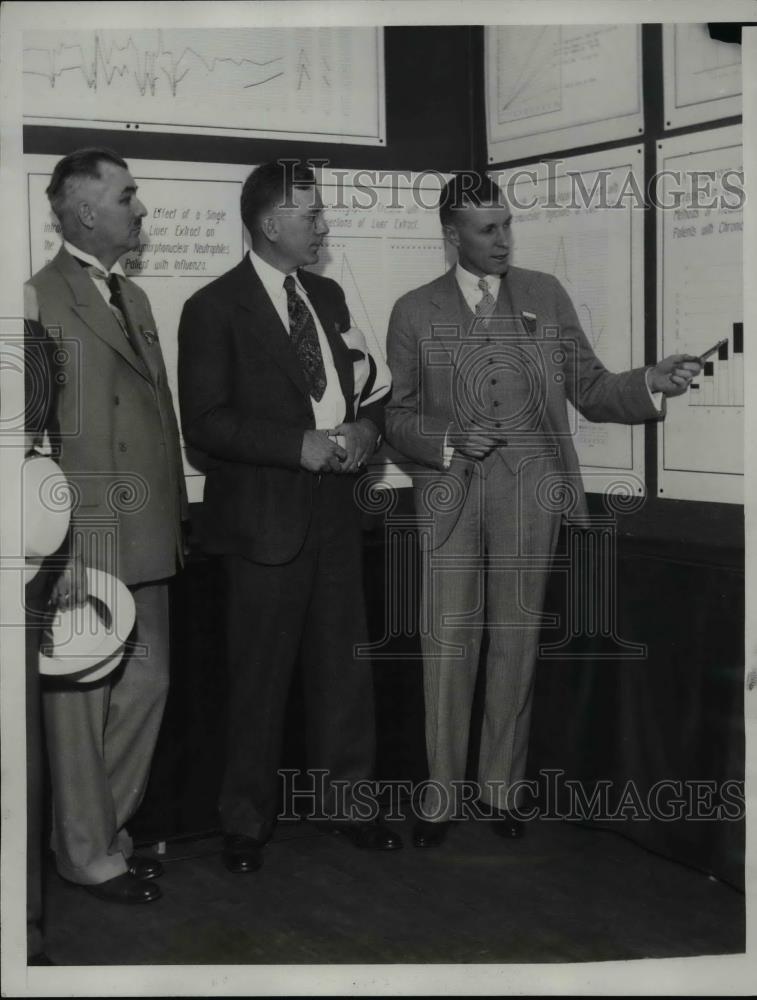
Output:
[[77, 200, 95, 232], [442, 223, 460, 251], [260, 214, 279, 244]]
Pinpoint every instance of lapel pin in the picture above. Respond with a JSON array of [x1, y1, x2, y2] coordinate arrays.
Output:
[[141, 328, 157, 345], [521, 311, 537, 333]]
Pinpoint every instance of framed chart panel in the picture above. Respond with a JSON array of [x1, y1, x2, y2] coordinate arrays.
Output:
[[656, 126, 743, 504], [663, 23, 742, 130], [485, 25, 643, 163]]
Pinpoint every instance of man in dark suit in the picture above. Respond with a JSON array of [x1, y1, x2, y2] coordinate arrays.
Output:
[[26, 148, 187, 903], [385, 172, 700, 848], [178, 160, 400, 872]]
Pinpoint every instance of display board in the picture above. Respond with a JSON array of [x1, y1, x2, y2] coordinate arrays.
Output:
[[23, 27, 386, 145], [24, 158, 450, 496], [662, 23, 742, 130], [656, 126, 743, 505], [493, 146, 645, 495], [485, 24, 643, 163]]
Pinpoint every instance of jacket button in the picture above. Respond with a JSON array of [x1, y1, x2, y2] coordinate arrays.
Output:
[[114, 395, 120, 405], [493, 400, 499, 407], [118, 442, 127, 452]]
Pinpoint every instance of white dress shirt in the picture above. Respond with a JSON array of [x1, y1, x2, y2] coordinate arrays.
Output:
[[63, 240, 126, 305], [248, 249, 345, 430], [455, 262, 502, 314]]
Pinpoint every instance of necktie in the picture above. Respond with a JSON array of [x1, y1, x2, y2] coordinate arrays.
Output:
[[105, 272, 141, 355], [476, 276, 497, 317], [283, 275, 327, 402]]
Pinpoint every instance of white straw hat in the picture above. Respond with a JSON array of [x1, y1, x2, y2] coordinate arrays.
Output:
[[39, 569, 136, 683]]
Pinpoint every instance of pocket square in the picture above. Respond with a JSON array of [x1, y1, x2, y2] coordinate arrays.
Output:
[[521, 311, 537, 334]]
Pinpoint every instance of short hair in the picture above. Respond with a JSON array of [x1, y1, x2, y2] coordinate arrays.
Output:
[[46, 147, 128, 221], [439, 172, 507, 227], [241, 160, 317, 234]]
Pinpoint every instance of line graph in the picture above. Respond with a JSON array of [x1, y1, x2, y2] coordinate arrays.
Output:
[[22, 27, 385, 144], [551, 236, 606, 352], [497, 26, 562, 124], [24, 30, 284, 97]]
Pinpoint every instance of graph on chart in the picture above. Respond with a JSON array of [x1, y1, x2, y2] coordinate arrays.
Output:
[[315, 238, 384, 341], [688, 326, 744, 408], [310, 174, 449, 354], [22, 27, 385, 143], [485, 24, 642, 161], [549, 234, 609, 354], [497, 27, 562, 124], [674, 24, 741, 107], [663, 24, 742, 129], [494, 150, 645, 491], [657, 127, 743, 503]]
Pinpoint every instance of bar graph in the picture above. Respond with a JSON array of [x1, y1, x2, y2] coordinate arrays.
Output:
[[657, 126, 743, 503], [688, 322, 744, 407]]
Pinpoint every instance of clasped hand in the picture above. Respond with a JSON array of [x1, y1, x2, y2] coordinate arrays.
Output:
[[299, 419, 378, 474]]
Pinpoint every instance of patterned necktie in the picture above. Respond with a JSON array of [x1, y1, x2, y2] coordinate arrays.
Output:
[[283, 275, 327, 402], [476, 276, 497, 317]]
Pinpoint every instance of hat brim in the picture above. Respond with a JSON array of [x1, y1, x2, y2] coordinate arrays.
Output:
[[38, 569, 136, 682]]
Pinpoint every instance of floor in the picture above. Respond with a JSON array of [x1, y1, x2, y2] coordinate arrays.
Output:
[[40, 815, 744, 966]]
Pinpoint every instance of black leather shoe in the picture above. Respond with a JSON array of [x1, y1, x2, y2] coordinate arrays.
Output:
[[329, 821, 402, 851], [491, 811, 524, 840], [127, 854, 163, 880], [84, 872, 162, 904], [223, 834, 264, 873], [412, 819, 450, 848]]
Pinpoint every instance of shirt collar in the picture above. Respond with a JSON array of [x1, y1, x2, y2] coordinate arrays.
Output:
[[248, 248, 304, 300], [455, 262, 502, 298], [63, 241, 125, 278]]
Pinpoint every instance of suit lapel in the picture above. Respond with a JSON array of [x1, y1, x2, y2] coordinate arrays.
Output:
[[117, 280, 163, 384], [503, 266, 536, 336], [54, 249, 150, 380], [427, 269, 471, 368], [235, 258, 310, 398], [505, 266, 561, 437], [298, 269, 354, 420]]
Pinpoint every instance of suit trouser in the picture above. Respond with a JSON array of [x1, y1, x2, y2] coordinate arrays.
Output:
[[42, 581, 170, 884], [219, 474, 376, 843], [420, 449, 562, 820]]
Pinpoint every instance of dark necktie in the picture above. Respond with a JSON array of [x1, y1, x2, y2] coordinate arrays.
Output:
[[283, 275, 327, 402], [105, 272, 141, 355]]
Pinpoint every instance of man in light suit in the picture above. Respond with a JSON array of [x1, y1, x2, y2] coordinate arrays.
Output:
[[178, 160, 400, 874], [385, 172, 700, 848], [25, 148, 186, 902]]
